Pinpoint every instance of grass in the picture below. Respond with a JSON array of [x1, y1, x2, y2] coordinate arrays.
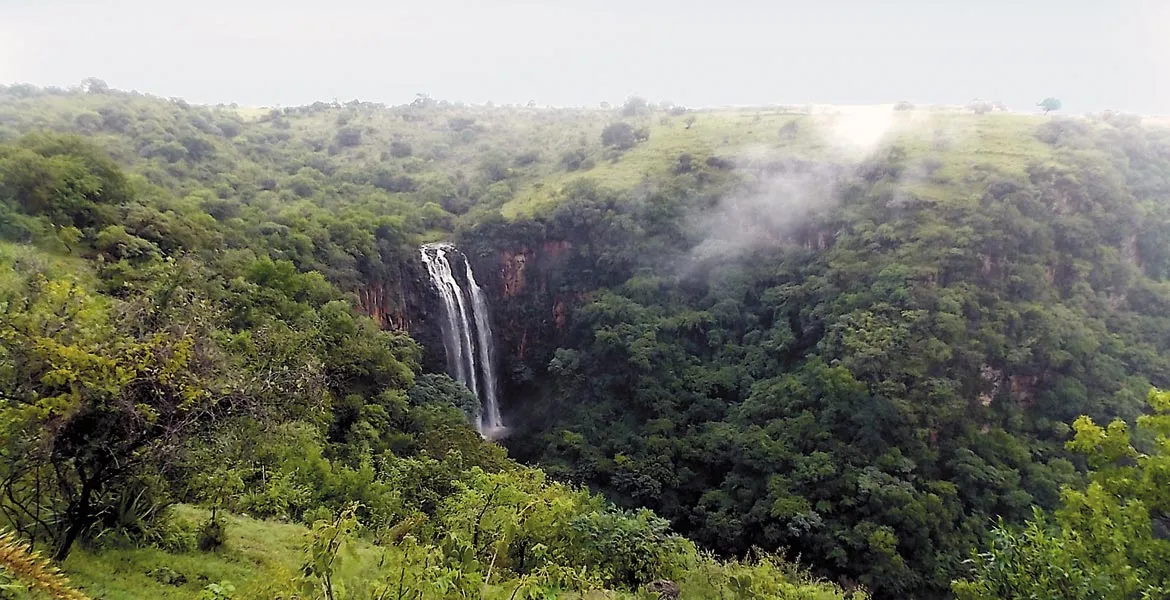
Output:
[[0, 88, 1074, 227], [230, 106, 273, 120], [499, 107, 1064, 218], [49, 505, 851, 599], [57, 508, 637, 600], [0, 240, 98, 295], [61, 506, 384, 600]]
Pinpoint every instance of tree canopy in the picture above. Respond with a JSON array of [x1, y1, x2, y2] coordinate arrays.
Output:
[[1039, 97, 1063, 113], [1, 83, 1169, 599]]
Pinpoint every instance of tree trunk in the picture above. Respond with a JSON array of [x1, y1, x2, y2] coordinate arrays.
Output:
[[52, 478, 95, 562], [52, 513, 85, 562]]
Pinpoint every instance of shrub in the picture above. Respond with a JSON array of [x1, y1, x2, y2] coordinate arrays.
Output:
[[389, 140, 412, 158], [562, 148, 588, 171], [0, 530, 91, 600], [601, 122, 637, 150], [198, 517, 227, 552], [334, 127, 362, 148]]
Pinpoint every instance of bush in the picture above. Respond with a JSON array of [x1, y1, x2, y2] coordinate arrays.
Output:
[[601, 122, 637, 150], [334, 127, 362, 148], [301, 505, 334, 527], [514, 150, 540, 167], [779, 120, 799, 139], [237, 470, 313, 520], [562, 148, 588, 171], [389, 140, 412, 158], [217, 120, 241, 138], [568, 508, 690, 587], [198, 581, 236, 600], [198, 517, 227, 552], [155, 513, 199, 553], [147, 566, 187, 586]]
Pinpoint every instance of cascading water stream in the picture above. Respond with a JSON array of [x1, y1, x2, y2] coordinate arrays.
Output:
[[419, 244, 477, 399], [465, 259, 503, 435], [419, 243, 504, 437]]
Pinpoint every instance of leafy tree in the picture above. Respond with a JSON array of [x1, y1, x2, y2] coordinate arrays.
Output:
[[1039, 97, 1063, 114], [334, 126, 362, 147], [81, 77, 108, 94], [409, 373, 479, 423], [390, 140, 413, 158], [601, 122, 637, 150], [953, 389, 1170, 599], [0, 134, 129, 231], [621, 97, 650, 118], [0, 266, 227, 560], [561, 148, 589, 171]]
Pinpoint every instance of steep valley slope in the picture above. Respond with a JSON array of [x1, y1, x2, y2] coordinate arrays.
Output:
[[3, 86, 1170, 598]]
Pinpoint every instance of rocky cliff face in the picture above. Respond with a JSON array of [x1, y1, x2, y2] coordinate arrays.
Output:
[[359, 241, 580, 404], [356, 279, 409, 331], [497, 240, 571, 300], [350, 239, 578, 425], [354, 257, 449, 376], [463, 239, 576, 404]]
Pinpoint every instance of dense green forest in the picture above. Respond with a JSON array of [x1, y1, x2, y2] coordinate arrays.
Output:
[[2, 82, 1170, 599]]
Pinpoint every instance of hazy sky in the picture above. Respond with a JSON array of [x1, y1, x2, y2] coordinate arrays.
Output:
[[2, 0, 1168, 113]]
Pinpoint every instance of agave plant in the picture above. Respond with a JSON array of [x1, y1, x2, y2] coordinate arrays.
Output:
[[0, 530, 90, 600]]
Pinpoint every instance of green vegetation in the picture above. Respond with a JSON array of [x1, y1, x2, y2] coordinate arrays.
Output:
[[0, 529, 88, 599], [953, 389, 1170, 599], [464, 106, 1170, 597], [2, 82, 1170, 599], [0, 85, 856, 599]]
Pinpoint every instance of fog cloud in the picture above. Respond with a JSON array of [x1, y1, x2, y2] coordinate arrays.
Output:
[[684, 105, 904, 268], [817, 104, 897, 156], [686, 160, 846, 267]]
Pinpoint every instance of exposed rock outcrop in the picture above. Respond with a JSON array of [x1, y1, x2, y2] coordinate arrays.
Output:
[[500, 250, 530, 298], [356, 280, 409, 331]]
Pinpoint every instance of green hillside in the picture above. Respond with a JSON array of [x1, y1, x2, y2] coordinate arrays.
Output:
[[46, 505, 844, 600], [60, 506, 379, 600], [3, 83, 1170, 599]]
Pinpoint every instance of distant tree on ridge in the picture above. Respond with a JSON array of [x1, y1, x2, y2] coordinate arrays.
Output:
[[1038, 97, 1062, 114]]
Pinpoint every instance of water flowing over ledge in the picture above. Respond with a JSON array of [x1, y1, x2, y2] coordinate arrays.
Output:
[[419, 243, 505, 438]]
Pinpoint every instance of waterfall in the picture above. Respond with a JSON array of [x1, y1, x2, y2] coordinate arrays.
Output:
[[465, 260, 503, 433], [419, 243, 504, 437]]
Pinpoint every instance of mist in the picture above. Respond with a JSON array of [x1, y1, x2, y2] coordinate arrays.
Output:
[[683, 105, 910, 269]]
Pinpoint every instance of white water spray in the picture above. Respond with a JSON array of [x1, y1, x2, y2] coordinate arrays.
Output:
[[465, 259, 504, 436], [419, 243, 504, 437]]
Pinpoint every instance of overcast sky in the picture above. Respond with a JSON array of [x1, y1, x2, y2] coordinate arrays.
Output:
[[2, 0, 1168, 113]]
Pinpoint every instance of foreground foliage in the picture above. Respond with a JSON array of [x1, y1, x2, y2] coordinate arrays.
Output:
[[953, 389, 1170, 599], [0, 530, 89, 600]]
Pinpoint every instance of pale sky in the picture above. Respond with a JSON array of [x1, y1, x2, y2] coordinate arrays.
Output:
[[1, 0, 1168, 113]]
